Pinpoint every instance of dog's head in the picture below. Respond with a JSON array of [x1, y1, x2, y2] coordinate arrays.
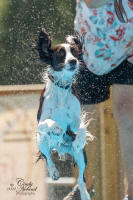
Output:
[[38, 28, 83, 82]]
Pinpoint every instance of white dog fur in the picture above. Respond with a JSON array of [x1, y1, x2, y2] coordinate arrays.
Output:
[[37, 29, 93, 200]]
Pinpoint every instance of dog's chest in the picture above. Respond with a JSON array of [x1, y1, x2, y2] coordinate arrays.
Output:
[[40, 84, 81, 132]]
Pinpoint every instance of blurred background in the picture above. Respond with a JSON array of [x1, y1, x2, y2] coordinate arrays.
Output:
[[0, 0, 76, 84], [0, 0, 125, 200], [0, 1, 78, 200]]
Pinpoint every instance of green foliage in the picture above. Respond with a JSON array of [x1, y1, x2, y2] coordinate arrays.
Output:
[[0, 0, 76, 84]]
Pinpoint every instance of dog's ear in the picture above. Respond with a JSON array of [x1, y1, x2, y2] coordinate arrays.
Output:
[[38, 28, 53, 65], [66, 34, 84, 62], [66, 34, 83, 51]]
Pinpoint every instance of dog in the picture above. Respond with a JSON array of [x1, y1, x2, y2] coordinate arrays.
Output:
[[37, 28, 93, 200]]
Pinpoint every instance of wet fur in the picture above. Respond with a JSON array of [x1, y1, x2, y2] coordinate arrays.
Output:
[[37, 28, 92, 200]]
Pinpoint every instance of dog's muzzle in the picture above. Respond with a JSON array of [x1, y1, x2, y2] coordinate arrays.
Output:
[[68, 59, 77, 71]]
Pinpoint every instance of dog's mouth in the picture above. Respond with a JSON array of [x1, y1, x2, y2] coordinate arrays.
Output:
[[68, 59, 77, 70], [52, 61, 78, 72], [65, 64, 77, 71], [65, 59, 79, 72], [48, 59, 79, 89], [69, 65, 76, 71]]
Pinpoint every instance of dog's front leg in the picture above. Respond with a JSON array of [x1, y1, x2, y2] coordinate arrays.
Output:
[[73, 150, 91, 200], [37, 133, 60, 180], [72, 126, 86, 152], [37, 119, 62, 180], [72, 124, 93, 153]]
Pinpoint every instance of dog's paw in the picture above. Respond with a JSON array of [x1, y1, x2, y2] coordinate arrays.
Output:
[[51, 123, 62, 136], [38, 119, 62, 136], [48, 165, 60, 180]]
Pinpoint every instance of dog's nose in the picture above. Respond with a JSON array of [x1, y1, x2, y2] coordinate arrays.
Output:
[[69, 59, 77, 70], [69, 59, 77, 66]]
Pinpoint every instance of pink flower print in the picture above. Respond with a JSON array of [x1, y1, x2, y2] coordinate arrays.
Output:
[[89, 63, 96, 73], [94, 36, 101, 43], [129, 17, 133, 22], [126, 39, 133, 48], [111, 63, 115, 67], [84, 49, 89, 57], [93, 9, 97, 16], [109, 2, 113, 6], [84, 61, 88, 66], [87, 34, 101, 45], [128, 1, 133, 10], [84, 20, 91, 31], [110, 26, 126, 41], [116, 26, 126, 37], [107, 11, 115, 25], [95, 43, 112, 60], [80, 13, 83, 18], [81, 27, 87, 36]]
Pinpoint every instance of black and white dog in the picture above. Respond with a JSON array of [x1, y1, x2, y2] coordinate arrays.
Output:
[[37, 28, 93, 200]]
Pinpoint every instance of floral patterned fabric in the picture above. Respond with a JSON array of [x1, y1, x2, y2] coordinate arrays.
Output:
[[74, 0, 133, 75]]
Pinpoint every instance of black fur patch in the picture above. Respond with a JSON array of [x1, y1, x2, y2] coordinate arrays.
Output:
[[66, 125, 76, 141], [37, 28, 53, 65]]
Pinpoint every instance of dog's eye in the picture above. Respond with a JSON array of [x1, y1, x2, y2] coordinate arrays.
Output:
[[71, 47, 80, 57], [58, 49, 65, 58]]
